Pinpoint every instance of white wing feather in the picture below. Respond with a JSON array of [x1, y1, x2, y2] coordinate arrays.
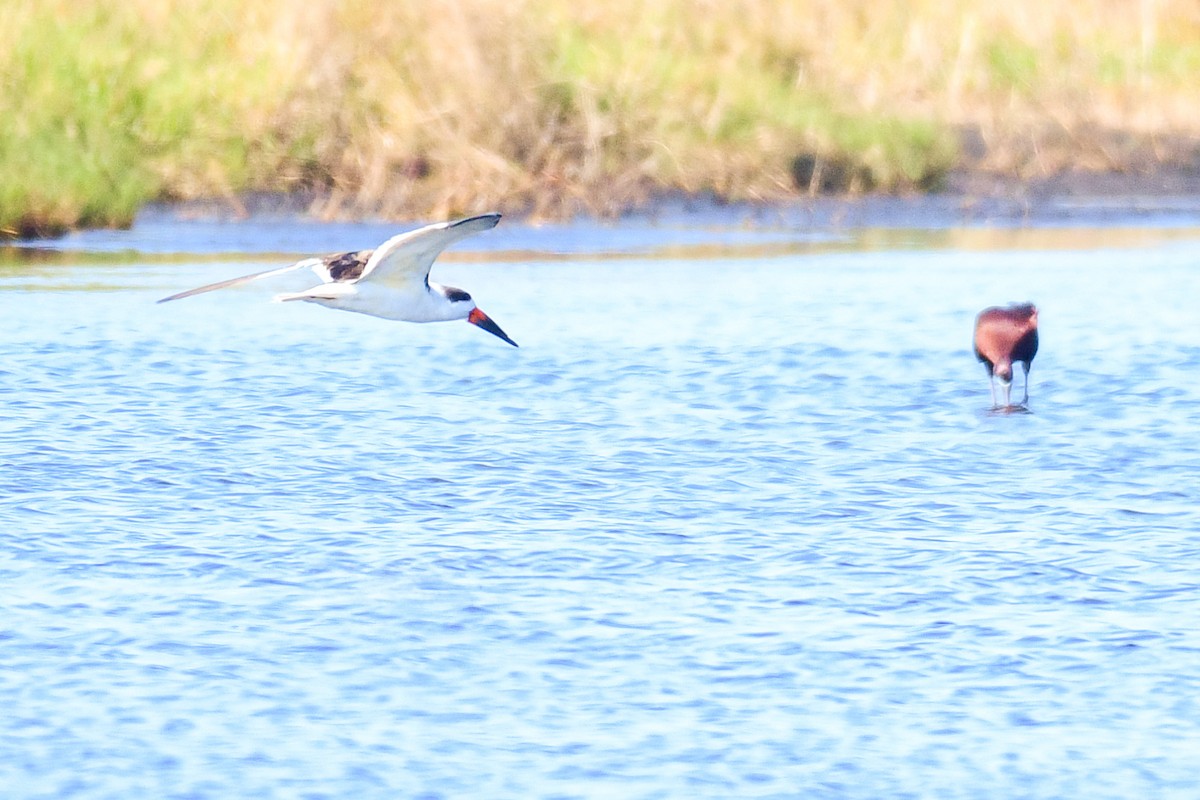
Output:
[[356, 213, 501, 288], [157, 258, 326, 304], [157, 212, 500, 303]]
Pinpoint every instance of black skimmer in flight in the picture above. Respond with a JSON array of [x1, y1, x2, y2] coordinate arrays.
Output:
[[158, 213, 517, 347], [973, 302, 1038, 407]]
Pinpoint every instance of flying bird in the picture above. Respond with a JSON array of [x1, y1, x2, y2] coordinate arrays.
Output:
[[973, 302, 1038, 407], [158, 213, 517, 347]]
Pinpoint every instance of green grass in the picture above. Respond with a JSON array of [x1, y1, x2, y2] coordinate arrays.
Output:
[[1, 6, 152, 235], [3, 0, 1200, 238], [0, 2, 317, 236], [985, 36, 1041, 92]]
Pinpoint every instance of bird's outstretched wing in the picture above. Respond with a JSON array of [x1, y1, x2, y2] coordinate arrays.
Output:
[[356, 213, 501, 289], [157, 258, 327, 304]]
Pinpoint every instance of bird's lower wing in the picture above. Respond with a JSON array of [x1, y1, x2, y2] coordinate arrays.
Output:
[[157, 259, 323, 303], [358, 213, 501, 287]]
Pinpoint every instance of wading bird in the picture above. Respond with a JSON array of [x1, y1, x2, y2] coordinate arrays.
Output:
[[158, 213, 517, 347], [973, 303, 1038, 408]]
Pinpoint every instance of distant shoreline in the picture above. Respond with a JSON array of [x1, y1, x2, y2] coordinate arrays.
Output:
[[11, 160, 1200, 245], [140, 162, 1200, 232]]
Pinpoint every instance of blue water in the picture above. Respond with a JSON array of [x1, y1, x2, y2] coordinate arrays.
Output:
[[3, 211, 1200, 798]]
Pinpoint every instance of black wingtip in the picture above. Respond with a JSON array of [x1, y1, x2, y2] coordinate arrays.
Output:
[[451, 212, 502, 231]]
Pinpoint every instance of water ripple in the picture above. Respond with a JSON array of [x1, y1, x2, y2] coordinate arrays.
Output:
[[2, 234, 1200, 798]]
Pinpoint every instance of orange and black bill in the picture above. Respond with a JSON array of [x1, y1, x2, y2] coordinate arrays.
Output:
[[468, 307, 518, 347]]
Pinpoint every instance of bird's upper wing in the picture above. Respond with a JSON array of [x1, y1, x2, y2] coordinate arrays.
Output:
[[156, 258, 327, 304], [356, 213, 501, 288]]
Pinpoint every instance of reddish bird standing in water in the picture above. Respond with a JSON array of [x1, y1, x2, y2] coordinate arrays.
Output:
[[973, 303, 1039, 408]]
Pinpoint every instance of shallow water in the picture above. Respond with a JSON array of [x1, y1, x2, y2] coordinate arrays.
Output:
[[3, 210, 1200, 798]]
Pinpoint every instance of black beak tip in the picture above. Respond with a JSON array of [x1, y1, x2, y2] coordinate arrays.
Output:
[[469, 309, 519, 348]]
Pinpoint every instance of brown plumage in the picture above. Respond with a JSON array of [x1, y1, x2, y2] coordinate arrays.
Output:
[[323, 249, 374, 282], [973, 303, 1039, 407]]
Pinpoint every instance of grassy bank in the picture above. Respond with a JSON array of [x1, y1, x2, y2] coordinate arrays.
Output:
[[3, 0, 1200, 237]]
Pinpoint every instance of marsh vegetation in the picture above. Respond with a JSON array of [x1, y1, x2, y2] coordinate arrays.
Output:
[[4, 0, 1200, 237]]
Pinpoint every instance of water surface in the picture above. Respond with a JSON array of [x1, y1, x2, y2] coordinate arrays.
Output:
[[3, 209, 1200, 798]]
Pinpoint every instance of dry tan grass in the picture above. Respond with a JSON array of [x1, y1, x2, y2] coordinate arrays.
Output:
[[4, 0, 1200, 234]]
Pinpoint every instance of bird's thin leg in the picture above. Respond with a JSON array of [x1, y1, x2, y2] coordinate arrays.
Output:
[[1002, 379, 1012, 408], [1021, 364, 1030, 405], [988, 374, 998, 408]]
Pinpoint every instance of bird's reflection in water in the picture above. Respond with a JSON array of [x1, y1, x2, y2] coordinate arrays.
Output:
[[987, 403, 1033, 416]]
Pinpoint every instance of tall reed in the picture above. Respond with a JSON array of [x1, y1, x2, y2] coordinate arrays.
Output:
[[3, 0, 1199, 237]]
